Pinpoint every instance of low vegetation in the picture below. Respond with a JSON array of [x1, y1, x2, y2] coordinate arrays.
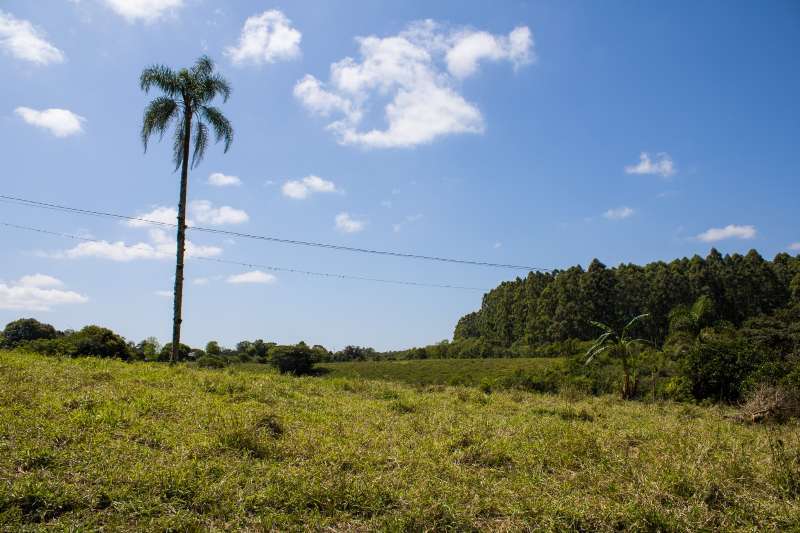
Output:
[[1, 351, 798, 530]]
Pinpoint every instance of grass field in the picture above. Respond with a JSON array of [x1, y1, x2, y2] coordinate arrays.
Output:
[[1, 351, 798, 531], [318, 357, 565, 388]]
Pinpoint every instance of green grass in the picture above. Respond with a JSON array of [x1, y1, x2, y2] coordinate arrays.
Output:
[[318, 357, 565, 388], [1, 350, 798, 531]]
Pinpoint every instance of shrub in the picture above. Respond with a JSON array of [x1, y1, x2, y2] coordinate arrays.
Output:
[[71, 326, 130, 359], [197, 355, 226, 369], [159, 343, 192, 362], [2, 318, 58, 348], [268, 344, 316, 375], [738, 384, 800, 424]]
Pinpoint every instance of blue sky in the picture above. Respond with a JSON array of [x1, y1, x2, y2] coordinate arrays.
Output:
[[1, 0, 798, 350]]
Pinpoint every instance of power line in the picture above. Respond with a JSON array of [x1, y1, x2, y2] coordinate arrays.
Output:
[[0, 194, 553, 272], [0, 221, 489, 291]]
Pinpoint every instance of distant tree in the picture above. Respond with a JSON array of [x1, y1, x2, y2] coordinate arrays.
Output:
[[585, 314, 650, 399], [269, 344, 316, 375], [140, 55, 234, 363], [71, 326, 131, 359], [2, 318, 59, 348], [205, 340, 221, 356], [137, 337, 161, 360], [159, 342, 192, 362]]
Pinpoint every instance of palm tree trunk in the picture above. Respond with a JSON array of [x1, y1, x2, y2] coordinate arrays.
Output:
[[171, 108, 192, 364]]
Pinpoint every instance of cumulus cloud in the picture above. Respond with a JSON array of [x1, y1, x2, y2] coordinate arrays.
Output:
[[281, 175, 337, 199], [190, 200, 249, 225], [625, 152, 675, 178], [102, 0, 184, 23], [225, 10, 301, 66], [392, 213, 424, 232], [603, 206, 635, 220], [0, 274, 87, 311], [335, 212, 365, 233], [126, 206, 178, 228], [446, 26, 533, 78], [226, 270, 276, 284], [15, 107, 85, 137], [696, 224, 756, 242], [294, 19, 534, 148], [208, 172, 241, 187], [0, 10, 64, 65]]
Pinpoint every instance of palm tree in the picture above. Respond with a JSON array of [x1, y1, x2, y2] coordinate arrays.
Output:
[[585, 314, 650, 399], [140, 55, 233, 363]]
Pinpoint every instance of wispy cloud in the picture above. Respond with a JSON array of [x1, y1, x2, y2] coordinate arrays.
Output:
[[0, 274, 87, 311], [15, 107, 84, 137], [226, 270, 276, 284], [281, 175, 337, 199], [208, 172, 241, 187], [788, 242, 800, 252], [102, 0, 184, 23], [603, 206, 635, 220], [625, 152, 675, 178], [393, 213, 424, 232], [696, 224, 756, 242], [0, 10, 64, 65], [335, 212, 365, 233]]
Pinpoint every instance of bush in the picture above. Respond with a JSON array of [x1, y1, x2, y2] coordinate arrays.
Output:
[[268, 344, 316, 375], [70, 326, 130, 359], [738, 384, 800, 424], [197, 355, 226, 369], [159, 343, 192, 362], [15, 325, 130, 360], [2, 318, 58, 348]]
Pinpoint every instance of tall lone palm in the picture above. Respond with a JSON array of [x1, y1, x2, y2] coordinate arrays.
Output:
[[140, 56, 233, 363]]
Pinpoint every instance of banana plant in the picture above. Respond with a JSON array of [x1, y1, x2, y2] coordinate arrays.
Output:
[[586, 314, 650, 399]]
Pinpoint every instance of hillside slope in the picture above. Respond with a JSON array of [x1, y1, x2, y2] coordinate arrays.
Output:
[[0, 351, 797, 531]]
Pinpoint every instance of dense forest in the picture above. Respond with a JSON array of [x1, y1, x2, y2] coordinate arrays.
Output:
[[454, 249, 800, 348]]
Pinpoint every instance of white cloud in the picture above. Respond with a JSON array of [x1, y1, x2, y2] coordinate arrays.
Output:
[[226, 270, 276, 284], [392, 213, 423, 232], [380, 200, 393, 208], [696, 224, 756, 242], [787, 242, 800, 251], [154, 290, 172, 298], [493, 241, 503, 249], [102, 0, 184, 23], [294, 20, 533, 148], [126, 206, 177, 228], [0, 274, 87, 311], [335, 212, 365, 233], [190, 200, 249, 225], [281, 175, 337, 199], [225, 10, 301, 66], [55, 227, 221, 262], [193, 277, 210, 285], [625, 152, 675, 177], [208, 172, 241, 187], [0, 11, 64, 65], [603, 206, 635, 220], [17, 273, 64, 288], [446, 26, 533, 78], [15, 107, 84, 137]]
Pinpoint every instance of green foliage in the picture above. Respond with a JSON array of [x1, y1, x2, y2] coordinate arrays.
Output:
[[585, 314, 650, 399], [197, 355, 226, 369], [0, 350, 798, 530], [1, 318, 58, 348], [269, 344, 316, 375], [159, 343, 192, 362], [457, 250, 797, 348], [17, 325, 130, 360], [140, 55, 233, 169]]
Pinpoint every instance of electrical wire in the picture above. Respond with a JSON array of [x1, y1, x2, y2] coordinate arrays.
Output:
[[0, 194, 553, 271], [0, 221, 489, 291]]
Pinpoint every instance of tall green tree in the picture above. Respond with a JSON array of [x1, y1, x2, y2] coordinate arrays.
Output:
[[140, 55, 233, 363]]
